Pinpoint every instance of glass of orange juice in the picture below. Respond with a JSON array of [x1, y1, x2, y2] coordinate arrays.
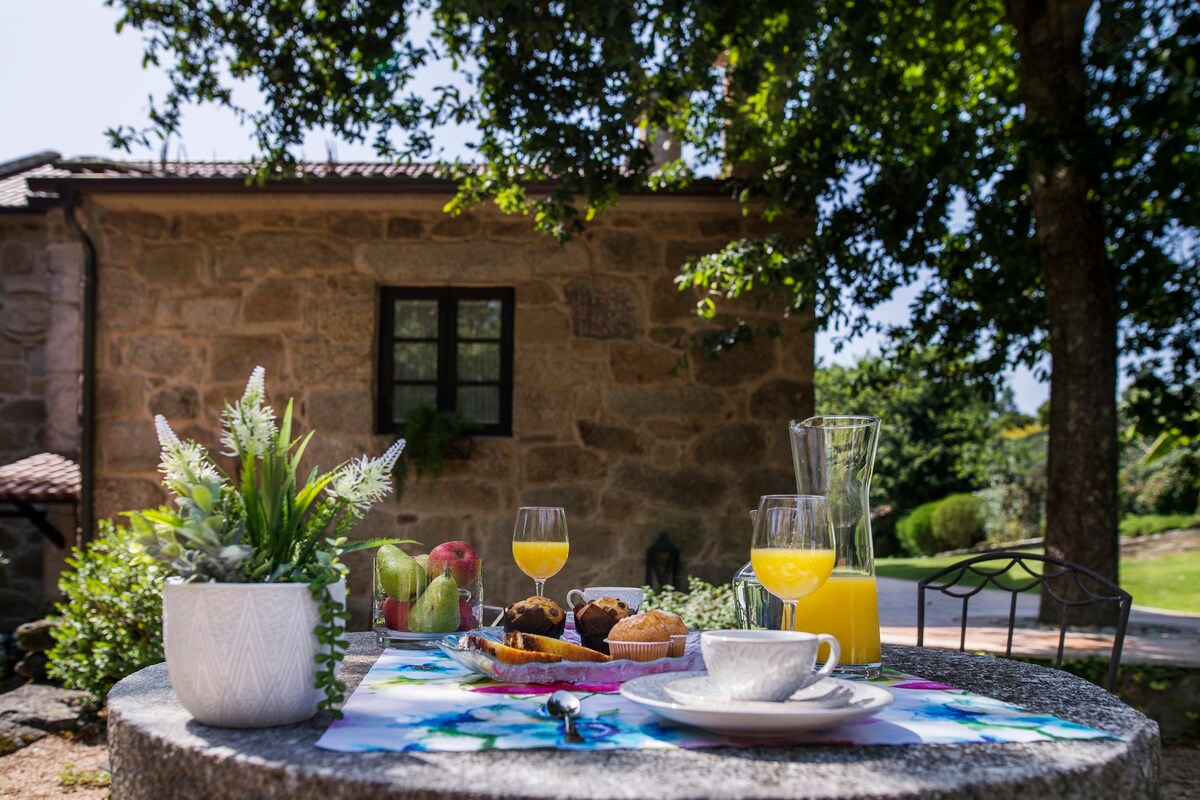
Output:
[[750, 495, 836, 634], [512, 506, 569, 598]]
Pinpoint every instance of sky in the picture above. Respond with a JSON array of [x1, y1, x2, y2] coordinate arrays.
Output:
[[0, 1, 1049, 413]]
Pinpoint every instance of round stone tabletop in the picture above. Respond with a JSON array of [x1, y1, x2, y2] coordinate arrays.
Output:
[[107, 634, 1159, 800]]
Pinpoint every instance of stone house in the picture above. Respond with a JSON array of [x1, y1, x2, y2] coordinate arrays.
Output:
[[0, 152, 813, 630]]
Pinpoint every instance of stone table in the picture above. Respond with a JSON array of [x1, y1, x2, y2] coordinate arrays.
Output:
[[107, 635, 1160, 800]]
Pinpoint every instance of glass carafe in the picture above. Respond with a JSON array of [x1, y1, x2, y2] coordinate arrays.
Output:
[[789, 415, 882, 678]]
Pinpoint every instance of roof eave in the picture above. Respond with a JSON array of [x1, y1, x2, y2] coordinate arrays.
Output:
[[25, 174, 734, 199]]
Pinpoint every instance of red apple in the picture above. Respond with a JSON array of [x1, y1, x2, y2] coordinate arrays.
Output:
[[382, 598, 412, 631], [457, 599, 476, 632], [427, 541, 481, 585]]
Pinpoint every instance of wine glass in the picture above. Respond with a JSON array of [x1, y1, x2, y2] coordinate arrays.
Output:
[[750, 495, 836, 633], [512, 506, 569, 597]]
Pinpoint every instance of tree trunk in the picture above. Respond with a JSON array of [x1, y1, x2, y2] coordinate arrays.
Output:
[[1008, 0, 1120, 626]]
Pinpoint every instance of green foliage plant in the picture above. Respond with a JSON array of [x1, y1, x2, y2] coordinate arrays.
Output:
[[815, 349, 1017, 517], [393, 404, 476, 497], [1120, 434, 1200, 517], [931, 494, 986, 551], [641, 576, 737, 631], [970, 426, 1048, 543], [47, 520, 165, 702], [128, 366, 412, 715], [1119, 514, 1200, 539], [896, 501, 942, 556]]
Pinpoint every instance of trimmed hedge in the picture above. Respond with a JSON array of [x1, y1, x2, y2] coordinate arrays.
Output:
[[932, 493, 986, 550], [1119, 513, 1200, 538], [896, 501, 942, 556]]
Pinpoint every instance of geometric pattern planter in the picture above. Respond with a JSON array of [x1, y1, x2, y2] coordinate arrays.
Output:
[[163, 579, 346, 728]]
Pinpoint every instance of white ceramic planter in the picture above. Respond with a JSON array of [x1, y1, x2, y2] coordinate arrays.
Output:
[[162, 578, 346, 728]]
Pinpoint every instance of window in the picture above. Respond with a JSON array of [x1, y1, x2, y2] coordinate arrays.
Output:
[[377, 287, 514, 436]]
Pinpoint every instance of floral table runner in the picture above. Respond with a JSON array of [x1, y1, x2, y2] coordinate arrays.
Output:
[[315, 647, 1120, 753]]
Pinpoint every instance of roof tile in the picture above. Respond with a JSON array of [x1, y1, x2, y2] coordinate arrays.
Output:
[[0, 453, 81, 502]]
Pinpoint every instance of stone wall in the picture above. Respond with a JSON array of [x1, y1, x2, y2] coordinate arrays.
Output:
[[0, 212, 81, 629], [80, 191, 814, 628]]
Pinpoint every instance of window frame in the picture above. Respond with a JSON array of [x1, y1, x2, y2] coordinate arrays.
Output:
[[376, 286, 514, 437]]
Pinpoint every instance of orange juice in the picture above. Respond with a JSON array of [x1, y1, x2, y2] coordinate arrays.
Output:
[[512, 541, 569, 580], [750, 548, 836, 601], [791, 574, 881, 665]]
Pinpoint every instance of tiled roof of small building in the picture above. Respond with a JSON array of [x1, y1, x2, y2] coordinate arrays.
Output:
[[52, 158, 456, 181], [0, 453, 81, 503], [0, 153, 471, 210], [2, 152, 725, 209], [0, 151, 69, 210]]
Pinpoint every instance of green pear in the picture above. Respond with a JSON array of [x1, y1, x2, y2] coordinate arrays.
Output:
[[377, 544, 427, 601], [409, 568, 460, 633]]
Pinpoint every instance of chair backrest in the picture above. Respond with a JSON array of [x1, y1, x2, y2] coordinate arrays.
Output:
[[916, 550, 1132, 692]]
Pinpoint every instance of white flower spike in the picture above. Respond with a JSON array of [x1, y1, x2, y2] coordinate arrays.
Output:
[[326, 439, 406, 513], [221, 366, 277, 458], [154, 414, 221, 485]]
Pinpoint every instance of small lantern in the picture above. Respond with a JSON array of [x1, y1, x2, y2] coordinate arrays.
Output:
[[645, 531, 681, 589]]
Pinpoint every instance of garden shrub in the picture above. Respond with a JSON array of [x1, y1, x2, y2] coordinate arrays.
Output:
[[641, 576, 738, 630], [1119, 443, 1200, 516], [47, 520, 165, 701], [931, 493, 986, 550], [1119, 513, 1200, 538], [896, 501, 942, 556]]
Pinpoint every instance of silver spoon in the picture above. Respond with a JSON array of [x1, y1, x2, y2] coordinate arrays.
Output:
[[546, 690, 585, 743]]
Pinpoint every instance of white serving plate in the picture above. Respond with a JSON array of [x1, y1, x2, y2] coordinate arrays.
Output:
[[439, 628, 704, 684], [620, 671, 894, 736]]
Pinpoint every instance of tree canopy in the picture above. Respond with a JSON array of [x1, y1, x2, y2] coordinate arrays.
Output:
[[815, 349, 1026, 515], [108, 0, 1196, 400], [108, 0, 1199, 619]]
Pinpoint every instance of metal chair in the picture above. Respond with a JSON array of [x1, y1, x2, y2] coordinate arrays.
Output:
[[916, 551, 1132, 692]]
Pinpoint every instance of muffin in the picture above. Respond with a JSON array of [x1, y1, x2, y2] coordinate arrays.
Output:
[[605, 613, 670, 662], [645, 609, 689, 657], [502, 596, 567, 638], [573, 597, 635, 655]]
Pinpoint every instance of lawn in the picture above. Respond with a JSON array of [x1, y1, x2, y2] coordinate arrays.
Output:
[[1120, 553, 1200, 613], [877, 549, 1200, 614]]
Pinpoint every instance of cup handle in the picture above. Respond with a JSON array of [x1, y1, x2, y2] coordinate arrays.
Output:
[[812, 634, 841, 682], [566, 589, 585, 609]]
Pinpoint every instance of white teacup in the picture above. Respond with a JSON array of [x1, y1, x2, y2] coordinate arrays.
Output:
[[566, 586, 644, 612], [701, 630, 840, 702]]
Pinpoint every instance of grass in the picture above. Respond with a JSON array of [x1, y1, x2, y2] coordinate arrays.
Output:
[[1120, 553, 1200, 613], [877, 548, 1200, 614]]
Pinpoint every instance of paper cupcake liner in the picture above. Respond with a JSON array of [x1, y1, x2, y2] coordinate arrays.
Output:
[[668, 634, 688, 658], [606, 639, 670, 662]]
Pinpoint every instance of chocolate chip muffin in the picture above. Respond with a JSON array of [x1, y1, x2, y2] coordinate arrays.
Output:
[[572, 597, 635, 655], [502, 596, 567, 638]]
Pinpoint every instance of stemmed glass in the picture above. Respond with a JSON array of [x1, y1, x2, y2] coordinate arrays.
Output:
[[512, 506, 569, 598], [750, 495, 836, 633]]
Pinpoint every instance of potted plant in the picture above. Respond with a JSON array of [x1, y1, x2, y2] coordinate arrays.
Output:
[[394, 404, 477, 496], [129, 366, 408, 728]]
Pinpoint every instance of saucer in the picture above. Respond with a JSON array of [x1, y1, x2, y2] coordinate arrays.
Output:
[[620, 671, 893, 736], [662, 674, 854, 708]]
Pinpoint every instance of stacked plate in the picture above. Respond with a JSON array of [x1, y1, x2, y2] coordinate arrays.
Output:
[[619, 671, 894, 736]]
